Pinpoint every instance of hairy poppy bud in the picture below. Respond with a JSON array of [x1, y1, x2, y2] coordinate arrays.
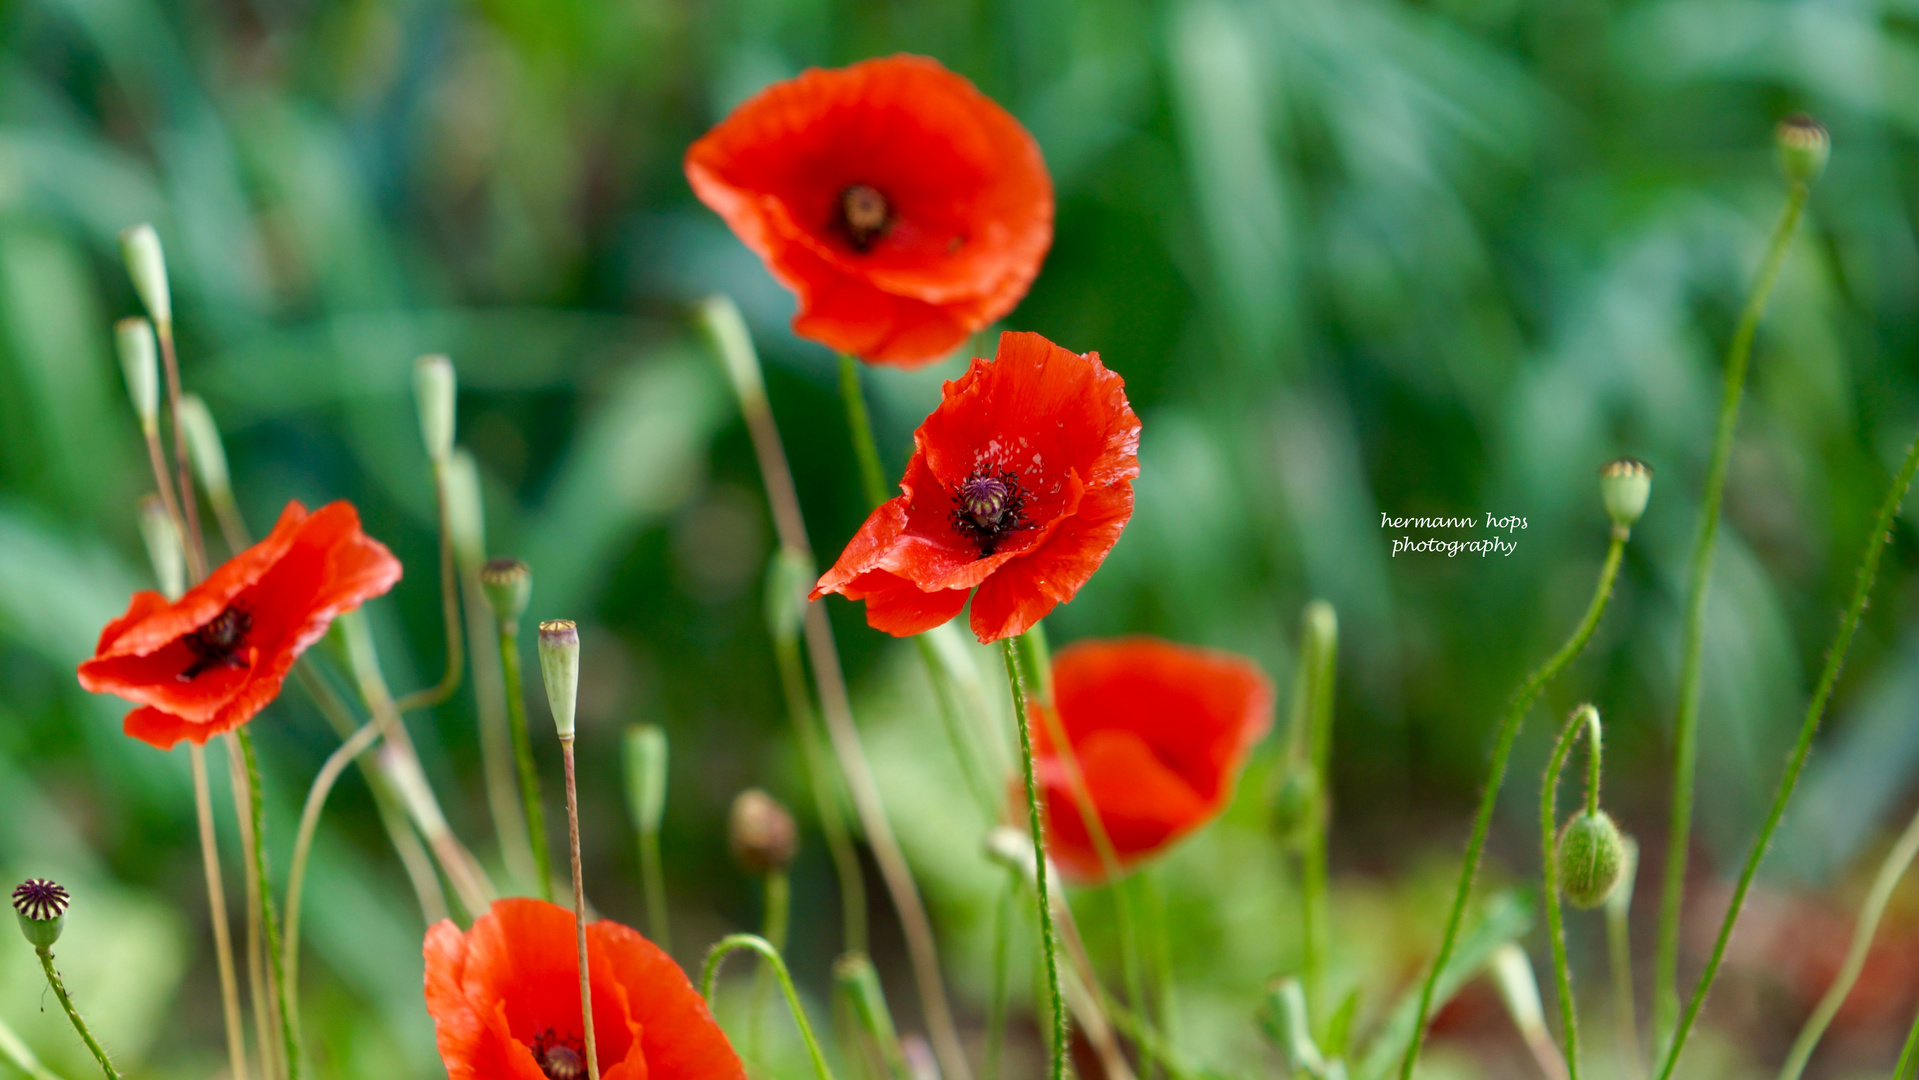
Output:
[[414, 354, 456, 462], [1600, 458, 1652, 530], [12, 878, 68, 950], [538, 620, 580, 739], [138, 495, 185, 600], [115, 317, 159, 434], [728, 789, 797, 875], [119, 224, 172, 326], [178, 395, 232, 502], [1556, 810, 1627, 909], [1776, 114, 1830, 187], [480, 559, 532, 624]]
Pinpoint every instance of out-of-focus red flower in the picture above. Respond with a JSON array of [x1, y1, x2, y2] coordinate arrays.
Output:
[[811, 331, 1139, 643], [1025, 637, 1274, 882], [684, 55, 1053, 367], [425, 898, 744, 1080], [77, 501, 400, 750]]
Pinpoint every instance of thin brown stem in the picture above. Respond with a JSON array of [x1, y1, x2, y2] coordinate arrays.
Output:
[[190, 744, 248, 1080], [155, 324, 207, 577], [140, 428, 201, 580], [562, 738, 600, 1080]]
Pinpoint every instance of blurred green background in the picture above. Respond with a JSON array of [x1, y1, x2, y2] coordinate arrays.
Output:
[[3, 0, 1919, 1077]]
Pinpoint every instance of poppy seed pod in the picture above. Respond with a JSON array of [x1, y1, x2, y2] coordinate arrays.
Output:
[[538, 620, 580, 739], [1600, 459, 1652, 530], [178, 395, 232, 501], [115, 317, 159, 433], [138, 495, 185, 601], [1555, 810, 1627, 909], [480, 559, 532, 624], [414, 355, 456, 462], [728, 789, 797, 875], [12, 878, 69, 950], [119, 224, 172, 326], [1776, 114, 1830, 187]]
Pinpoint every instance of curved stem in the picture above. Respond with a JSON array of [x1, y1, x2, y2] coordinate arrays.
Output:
[[1896, 1003, 1919, 1080], [499, 622, 553, 902], [702, 934, 837, 1080], [189, 744, 248, 1080], [1003, 637, 1068, 1080], [282, 720, 381, 1051], [749, 871, 791, 1059], [837, 353, 890, 509], [1399, 528, 1627, 1080], [1655, 427, 1919, 1080], [773, 626, 867, 953], [234, 728, 301, 1080], [394, 462, 464, 713], [1541, 705, 1604, 1080], [561, 738, 600, 1080], [34, 950, 119, 1080], [1777, 804, 1919, 1080], [1654, 182, 1811, 1047]]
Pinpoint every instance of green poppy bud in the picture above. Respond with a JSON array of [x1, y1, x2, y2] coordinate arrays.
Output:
[[414, 354, 456, 462], [178, 395, 232, 502], [12, 878, 68, 950], [728, 789, 797, 875], [115, 317, 159, 434], [1556, 810, 1627, 909], [538, 619, 580, 739], [623, 725, 667, 837], [1776, 114, 1830, 187], [1599, 458, 1652, 530], [119, 224, 172, 326], [138, 495, 185, 600], [480, 559, 532, 624]]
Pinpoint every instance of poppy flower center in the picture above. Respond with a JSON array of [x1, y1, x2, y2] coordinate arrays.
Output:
[[839, 184, 891, 250], [951, 469, 1030, 557], [180, 606, 252, 682], [530, 1029, 587, 1080]]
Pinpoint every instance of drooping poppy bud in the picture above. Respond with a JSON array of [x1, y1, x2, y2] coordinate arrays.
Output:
[[1556, 810, 1627, 909], [1599, 458, 1652, 531], [12, 878, 69, 950], [1776, 114, 1830, 187], [728, 789, 798, 876]]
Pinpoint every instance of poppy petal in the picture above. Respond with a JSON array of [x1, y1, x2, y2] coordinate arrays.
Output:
[[1037, 726, 1211, 881], [834, 570, 971, 637], [968, 479, 1132, 643]]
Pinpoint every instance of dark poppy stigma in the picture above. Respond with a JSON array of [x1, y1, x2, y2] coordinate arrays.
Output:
[[839, 184, 891, 250], [952, 469, 1029, 557], [180, 606, 252, 681], [532, 1029, 586, 1080], [11, 878, 69, 922]]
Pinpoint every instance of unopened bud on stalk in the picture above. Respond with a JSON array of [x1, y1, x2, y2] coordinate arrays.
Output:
[[178, 395, 232, 501], [118, 224, 172, 326], [1600, 458, 1652, 530], [1269, 764, 1320, 843], [138, 495, 185, 600], [480, 559, 531, 624], [115, 318, 159, 433], [728, 789, 797, 875], [623, 726, 667, 837], [1303, 600, 1336, 661], [414, 355, 456, 462], [538, 620, 580, 739], [12, 878, 68, 950], [1556, 809, 1627, 908], [1776, 114, 1830, 187]]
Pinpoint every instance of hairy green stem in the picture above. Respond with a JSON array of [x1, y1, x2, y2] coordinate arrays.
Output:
[[748, 871, 791, 1061], [1541, 705, 1604, 1080], [234, 728, 301, 1080], [1399, 528, 1627, 1080], [35, 950, 119, 1080], [1656, 428, 1919, 1080], [499, 621, 553, 902], [703, 934, 836, 1080], [1003, 636, 1069, 1080], [1654, 182, 1811, 1047]]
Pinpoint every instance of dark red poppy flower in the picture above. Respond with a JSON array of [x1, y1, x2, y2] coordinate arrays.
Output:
[[77, 501, 400, 750], [425, 898, 744, 1080], [811, 331, 1139, 643], [1025, 637, 1274, 883], [684, 55, 1053, 367]]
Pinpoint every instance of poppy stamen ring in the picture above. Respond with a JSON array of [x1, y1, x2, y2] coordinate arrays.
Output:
[[180, 605, 252, 682], [951, 468, 1031, 557], [530, 1028, 587, 1080], [839, 184, 891, 250]]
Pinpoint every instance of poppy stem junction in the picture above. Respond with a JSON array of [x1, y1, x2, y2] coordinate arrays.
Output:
[[1541, 705, 1606, 1080], [190, 745, 250, 1080], [1399, 520, 1630, 1080], [702, 934, 836, 1080], [233, 728, 303, 1080], [1655, 427, 1919, 1080], [1653, 170, 1812, 1051], [1001, 635, 1069, 1080]]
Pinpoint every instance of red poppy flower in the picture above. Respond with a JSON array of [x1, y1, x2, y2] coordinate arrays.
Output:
[[810, 331, 1139, 643], [77, 501, 401, 750], [425, 898, 744, 1080], [684, 55, 1053, 367], [1025, 637, 1274, 883]]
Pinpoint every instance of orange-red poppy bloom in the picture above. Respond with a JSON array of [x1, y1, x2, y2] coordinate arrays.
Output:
[[77, 501, 400, 750], [1026, 637, 1274, 882], [811, 331, 1139, 643], [425, 898, 744, 1080], [684, 55, 1053, 367]]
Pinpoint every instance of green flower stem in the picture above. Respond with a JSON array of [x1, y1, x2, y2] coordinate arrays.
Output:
[[234, 728, 302, 1080], [703, 299, 968, 1080], [282, 720, 381, 1052], [1003, 635, 1069, 1080], [838, 353, 890, 509], [983, 872, 1017, 1080], [1399, 527, 1628, 1080], [1293, 604, 1339, 1010], [1541, 706, 1604, 1080], [702, 934, 837, 1080], [1777, 802, 1919, 1080], [771, 623, 868, 953], [1896, 1004, 1919, 1080], [0, 1012, 66, 1080], [225, 734, 281, 1080], [1653, 180, 1811, 1048], [748, 871, 791, 1060], [1607, 839, 1642, 1080], [1656, 429, 1919, 1080], [189, 744, 249, 1080], [499, 620, 553, 902], [394, 460, 464, 713], [34, 949, 119, 1080]]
